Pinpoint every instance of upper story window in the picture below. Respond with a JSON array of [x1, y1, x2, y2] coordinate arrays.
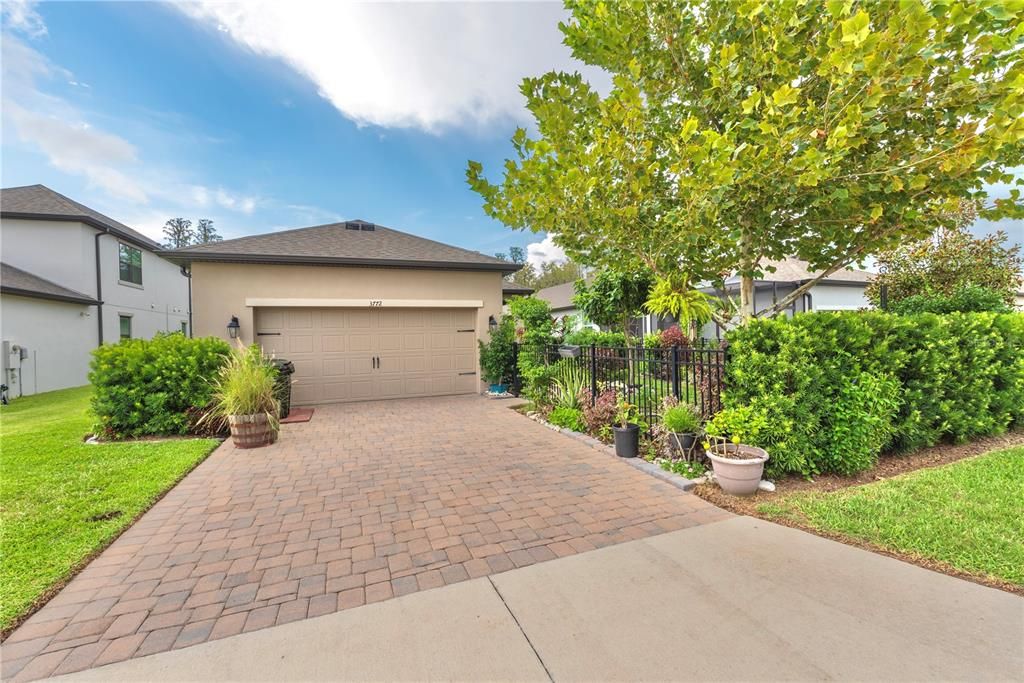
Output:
[[118, 244, 142, 285]]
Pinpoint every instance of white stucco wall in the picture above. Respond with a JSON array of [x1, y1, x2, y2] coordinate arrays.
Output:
[[96, 236, 189, 342], [0, 218, 96, 294], [810, 283, 871, 311], [0, 294, 95, 396]]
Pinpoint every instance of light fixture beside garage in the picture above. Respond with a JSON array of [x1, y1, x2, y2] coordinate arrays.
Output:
[[488, 315, 498, 332], [227, 316, 240, 339]]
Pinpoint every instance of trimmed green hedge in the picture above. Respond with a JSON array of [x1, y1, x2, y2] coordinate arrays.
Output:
[[90, 333, 232, 438], [723, 312, 1024, 478]]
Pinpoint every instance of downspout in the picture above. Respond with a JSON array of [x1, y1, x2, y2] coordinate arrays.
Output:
[[94, 230, 109, 345], [180, 265, 193, 337]]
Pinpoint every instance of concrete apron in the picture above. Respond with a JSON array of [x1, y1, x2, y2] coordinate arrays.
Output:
[[55, 517, 1023, 682]]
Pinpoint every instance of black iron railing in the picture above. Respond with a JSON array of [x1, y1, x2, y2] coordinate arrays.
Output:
[[534, 341, 727, 428]]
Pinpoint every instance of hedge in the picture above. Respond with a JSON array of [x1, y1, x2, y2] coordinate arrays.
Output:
[[90, 333, 232, 438], [723, 311, 1024, 478]]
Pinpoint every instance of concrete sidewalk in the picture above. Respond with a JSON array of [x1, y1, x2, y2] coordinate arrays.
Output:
[[56, 517, 1024, 682]]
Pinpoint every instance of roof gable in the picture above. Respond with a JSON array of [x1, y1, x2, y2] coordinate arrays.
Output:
[[0, 184, 160, 250], [166, 221, 519, 272], [0, 262, 100, 305]]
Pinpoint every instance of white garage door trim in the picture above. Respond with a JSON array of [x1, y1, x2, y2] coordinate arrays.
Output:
[[246, 297, 482, 308]]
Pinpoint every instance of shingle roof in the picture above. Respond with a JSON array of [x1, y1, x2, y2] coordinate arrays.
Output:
[[722, 257, 874, 286], [165, 220, 519, 272], [1, 262, 100, 305], [0, 184, 161, 250], [534, 281, 578, 310]]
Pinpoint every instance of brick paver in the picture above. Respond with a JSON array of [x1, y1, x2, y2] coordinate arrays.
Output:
[[1, 396, 728, 680]]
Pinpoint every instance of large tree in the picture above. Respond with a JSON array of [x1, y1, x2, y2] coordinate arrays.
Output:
[[572, 268, 654, 340], [194, 218, 222, 244], [162, 218, 193, 249], [468, 1, 1024, 321]]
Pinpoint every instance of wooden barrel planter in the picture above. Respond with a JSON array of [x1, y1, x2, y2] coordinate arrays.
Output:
[[228, 413, 277, 449]]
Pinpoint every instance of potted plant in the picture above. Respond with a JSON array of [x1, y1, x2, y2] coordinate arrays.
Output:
[[661, 402, 701, 457], [612, 398, 642, 458], [204, 344, 280, 448], [558, 344, 581, 358], [479, 317, 516, 394], [702, 406, 769, 496]]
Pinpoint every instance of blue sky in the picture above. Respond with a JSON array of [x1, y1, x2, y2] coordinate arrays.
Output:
[[1, 0, 591, 265], [1, 1, 1019, 264]]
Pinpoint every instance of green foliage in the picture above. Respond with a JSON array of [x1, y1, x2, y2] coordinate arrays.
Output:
[[468, 1, 1024, 321], [572, 269, 654, 339], [643, 330, 662, 348], [889, 285, 1012, 315], [90, 333, 231, 438], [205, 345, 279, 426], [548, 406, 587, 432], [662, 403, 700, 434], [551, 360, 587, 410], [724, 311, 1024, 477], [614, 397, 644, 429], [563, 328, 627, 347], [508, 296, 557, 403], [659, 458, 706, 479], [823, 372, 901, 475], [867, 220, 1023, 309], [582, 387, 618, 434], [479, 316, 517, 384], [644, 275, 714, 331]]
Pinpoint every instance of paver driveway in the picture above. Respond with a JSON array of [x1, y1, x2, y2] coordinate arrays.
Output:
[[2, 395, 727, 680]]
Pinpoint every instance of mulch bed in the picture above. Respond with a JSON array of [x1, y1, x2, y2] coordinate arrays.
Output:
[[692, 430, 1024, 596]]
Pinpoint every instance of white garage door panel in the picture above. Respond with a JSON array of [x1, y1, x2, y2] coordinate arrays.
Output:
[[255, 307, 477, 405]]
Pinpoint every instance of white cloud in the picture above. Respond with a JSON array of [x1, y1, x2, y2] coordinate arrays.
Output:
[[526, 234, 567, 269], [1, 0, 46, 38], [177, 1, 607, 132]]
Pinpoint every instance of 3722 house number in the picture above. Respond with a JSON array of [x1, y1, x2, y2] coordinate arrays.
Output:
[[368, 300, 383, 307]]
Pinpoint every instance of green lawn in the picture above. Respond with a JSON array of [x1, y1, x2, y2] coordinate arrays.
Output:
[[759, 446, 1024, 586], [0, 386, 218, 632]]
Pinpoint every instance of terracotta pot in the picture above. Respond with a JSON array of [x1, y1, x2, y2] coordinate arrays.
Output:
[[706, 443, 768, 496], [228, 413, 277, 449]]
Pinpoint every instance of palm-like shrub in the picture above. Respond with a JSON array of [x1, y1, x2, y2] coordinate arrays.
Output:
[[205, 345, 279, 427]]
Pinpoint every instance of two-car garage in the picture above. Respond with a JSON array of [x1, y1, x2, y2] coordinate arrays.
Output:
[[254, 306, 479, 405], [167, 219, 516, 406]]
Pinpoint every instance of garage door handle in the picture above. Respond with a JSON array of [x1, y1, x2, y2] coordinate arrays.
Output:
[[458, 371, 476, 376], [256, 332, 281, 336]]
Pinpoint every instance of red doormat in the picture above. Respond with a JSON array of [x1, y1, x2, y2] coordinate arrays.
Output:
[[280, 408, 314, 424]]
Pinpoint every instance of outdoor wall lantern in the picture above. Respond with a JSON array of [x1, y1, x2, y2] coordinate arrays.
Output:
[[227, 316, 240, 339], [488, 315, 498, 332]]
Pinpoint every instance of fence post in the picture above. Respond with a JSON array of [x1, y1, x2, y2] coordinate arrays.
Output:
[[590, 343, 598, 405], [671, 344, 681, 400]]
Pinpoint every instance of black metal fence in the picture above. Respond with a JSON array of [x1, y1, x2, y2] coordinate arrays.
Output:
[[532, 341, 727, 428]]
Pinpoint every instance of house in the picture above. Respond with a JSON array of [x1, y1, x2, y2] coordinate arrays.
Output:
[[533, 281, 599, 331], [0, 185, 189, 397], [165, 220, 519, 405], [684, 257, 874, 338]]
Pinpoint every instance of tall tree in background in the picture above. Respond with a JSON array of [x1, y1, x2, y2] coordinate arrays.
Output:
[[572, 269, 654, 341], [194, 218, 222, 244], [468, 1, 1024, 323], [495, 246, 583, 289], [162, 218, 193, 249], [866, 201, 1023, 309]]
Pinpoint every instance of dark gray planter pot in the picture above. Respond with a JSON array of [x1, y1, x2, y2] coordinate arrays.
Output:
[[613, 423, 640, 458]]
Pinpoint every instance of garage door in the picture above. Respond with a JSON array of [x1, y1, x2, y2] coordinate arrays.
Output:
[[254, 307, 478, 405]]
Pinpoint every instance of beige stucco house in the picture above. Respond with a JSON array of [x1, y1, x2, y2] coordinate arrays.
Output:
[[167, 220, 518, 406]]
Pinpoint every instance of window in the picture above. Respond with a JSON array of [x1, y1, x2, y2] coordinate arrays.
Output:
[[180, 321, 188, 335], [118, 244, 142, 285], [119, 315, 132, 340]]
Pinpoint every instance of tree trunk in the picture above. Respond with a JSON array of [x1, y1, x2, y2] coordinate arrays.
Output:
[[738, 228, 756, 322]]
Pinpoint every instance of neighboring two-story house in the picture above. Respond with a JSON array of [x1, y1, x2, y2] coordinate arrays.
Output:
[[0, 185, 189, 397]]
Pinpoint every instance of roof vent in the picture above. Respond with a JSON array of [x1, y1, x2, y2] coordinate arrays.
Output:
[[344, 220, 375, 232]]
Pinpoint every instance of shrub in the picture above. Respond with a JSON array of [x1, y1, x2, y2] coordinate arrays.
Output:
[[551, 360, 587, 410], [889, 285, 1011, 315], [548, 406, 586, 432], [659, 325, 686, 348], [508, 296, 556, 401], [562, 328, 627, 347], [723, 311, 1024, 477], [662, 403, 700, 434], [479, 316, 517, 385], [90, 333, 231, 438], [581, 387, 618, 434], [204, 345, 279, 426], [643, 330, 663, 348]]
